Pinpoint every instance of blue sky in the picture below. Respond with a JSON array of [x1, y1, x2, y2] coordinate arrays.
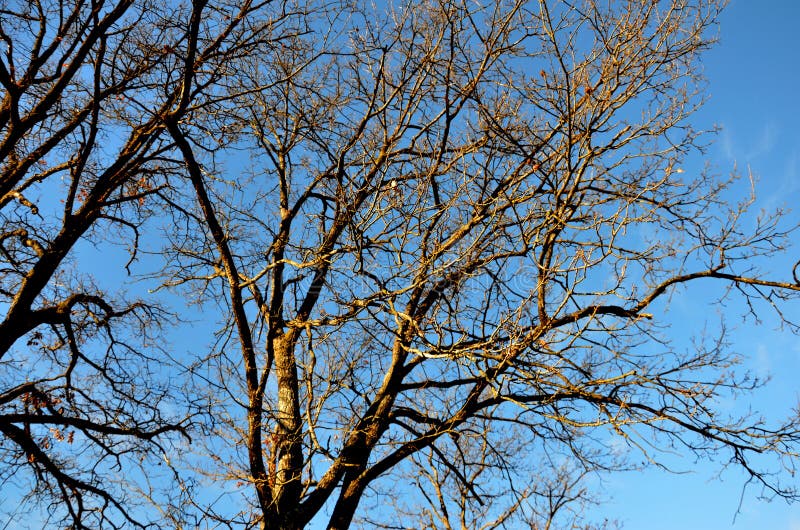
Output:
[[5, 2, 798, 528], [98, 3, 800, 528], [600, 2, 800, 528]]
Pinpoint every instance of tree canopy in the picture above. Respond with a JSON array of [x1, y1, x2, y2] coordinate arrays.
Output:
[[1, 0, 799, 528]]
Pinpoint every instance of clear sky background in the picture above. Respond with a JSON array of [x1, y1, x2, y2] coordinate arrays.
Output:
[[10, 2, 797, 528], [105, 2, 800, 528], [599, 1, 800, 529], [133, 3, 800, 528]]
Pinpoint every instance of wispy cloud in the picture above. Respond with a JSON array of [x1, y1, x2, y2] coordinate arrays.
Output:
[[747, 122, 777, 160], [719, 122, 778, 163]]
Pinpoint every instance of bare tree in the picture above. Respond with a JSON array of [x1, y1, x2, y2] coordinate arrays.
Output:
[[3, 0, 800, 528], [0, 0, 299, 526]]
